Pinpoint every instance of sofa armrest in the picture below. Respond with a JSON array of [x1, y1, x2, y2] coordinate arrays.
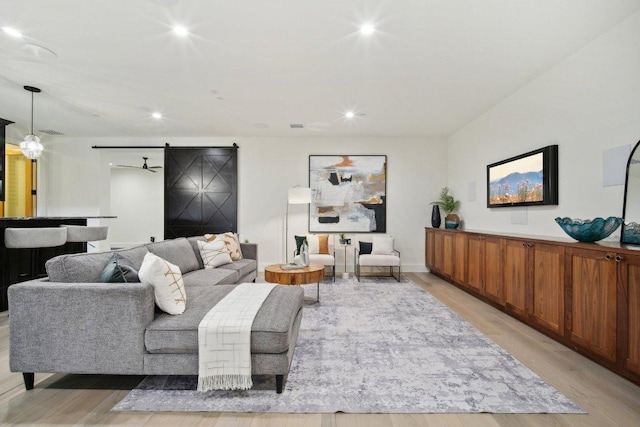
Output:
[[9, 279, 155, 375], [241, 243, 258, 263]]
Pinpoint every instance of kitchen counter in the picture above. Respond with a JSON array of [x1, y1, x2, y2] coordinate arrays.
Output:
[[1, 216, 116, 312]]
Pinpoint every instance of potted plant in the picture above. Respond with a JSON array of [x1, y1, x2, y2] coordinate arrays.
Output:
[[339, 233, 350, 245], [431, 187, 461, 229]]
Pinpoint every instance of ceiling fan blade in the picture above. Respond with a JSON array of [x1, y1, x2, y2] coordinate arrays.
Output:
[[149, 166, 163, 169], [147, 168, 157, 173], [115, 165, 142, 168]]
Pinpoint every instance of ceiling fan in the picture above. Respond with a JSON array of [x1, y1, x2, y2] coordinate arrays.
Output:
[[116, 157, 162, 173]]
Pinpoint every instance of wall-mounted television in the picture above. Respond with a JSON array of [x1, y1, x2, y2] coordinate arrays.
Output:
[[487, 144, 558, 208]]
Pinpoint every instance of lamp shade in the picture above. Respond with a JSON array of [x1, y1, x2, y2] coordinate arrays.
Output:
[[20, 134, 43, 160], [288, 187, 312, 204]]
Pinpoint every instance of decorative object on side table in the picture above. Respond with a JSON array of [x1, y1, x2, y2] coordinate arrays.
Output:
[[554, 216, 623, 243], [622, 222, 640, 244], [431, 187, 461, 229], [300, 239, 310, 266], [339, 233, 351, 245], [430, 205, 441, 228]]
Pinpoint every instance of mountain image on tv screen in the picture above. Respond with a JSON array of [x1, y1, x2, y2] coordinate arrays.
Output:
[[489, 153, 543, 205]]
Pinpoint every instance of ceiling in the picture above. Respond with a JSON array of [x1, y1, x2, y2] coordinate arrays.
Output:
[[1, 0, 639, 139]]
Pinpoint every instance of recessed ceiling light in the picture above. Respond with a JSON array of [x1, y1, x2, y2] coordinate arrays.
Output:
[[152, 112, 162, 119], [345, 111, 355, 119], [2, 27, 23, 38], [173, 25, 188, 37], [359, 23, 375, 35]]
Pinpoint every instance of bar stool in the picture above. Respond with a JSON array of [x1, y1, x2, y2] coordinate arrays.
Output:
[[4, 227, 68, 280], [60, 225, 108, 250]]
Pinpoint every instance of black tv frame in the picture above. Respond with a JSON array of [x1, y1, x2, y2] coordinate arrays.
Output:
[[486, 144, 558, 208]]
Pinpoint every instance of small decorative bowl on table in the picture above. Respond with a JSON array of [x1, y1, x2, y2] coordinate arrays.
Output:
[[554, 216, 624, 243]]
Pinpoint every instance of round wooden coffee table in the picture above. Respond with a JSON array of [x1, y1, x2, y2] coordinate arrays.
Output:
[[264, 263, 324, 302]]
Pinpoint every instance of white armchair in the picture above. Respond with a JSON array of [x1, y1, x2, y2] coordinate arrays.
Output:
[[293, 234, 336, 281], [355, 236, 401, 282]]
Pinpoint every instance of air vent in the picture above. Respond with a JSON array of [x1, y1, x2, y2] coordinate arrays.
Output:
[[39, 129, 65, 136], [290, 123, 304, 129]]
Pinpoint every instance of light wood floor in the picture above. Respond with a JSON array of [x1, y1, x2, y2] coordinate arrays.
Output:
[[1, 272, 639, 426]]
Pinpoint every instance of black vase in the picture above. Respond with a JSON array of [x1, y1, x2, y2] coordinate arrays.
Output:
[[431, 205, 441, 228]]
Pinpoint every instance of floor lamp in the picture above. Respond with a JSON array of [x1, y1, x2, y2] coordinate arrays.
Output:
[[286, 186, 312, 263]]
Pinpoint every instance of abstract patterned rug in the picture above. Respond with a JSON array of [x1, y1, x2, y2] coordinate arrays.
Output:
[[113, 278, 585, 413]]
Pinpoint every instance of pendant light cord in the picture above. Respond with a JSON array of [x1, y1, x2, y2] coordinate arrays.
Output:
[[30, 91, 34, 134]]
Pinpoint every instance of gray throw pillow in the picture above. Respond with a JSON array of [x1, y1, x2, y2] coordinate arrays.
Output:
[[99, 253, 139, 283]]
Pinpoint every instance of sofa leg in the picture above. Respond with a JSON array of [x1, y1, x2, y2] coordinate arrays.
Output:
[[276, 375, 284, 393], [23, 373, 34, 390]]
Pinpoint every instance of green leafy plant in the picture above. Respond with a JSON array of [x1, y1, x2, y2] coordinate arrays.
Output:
[[431, 187, 460, 215], [340, 233, 346, 240]]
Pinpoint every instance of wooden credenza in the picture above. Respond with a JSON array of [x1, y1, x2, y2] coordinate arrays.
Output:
[[425, 227, 640, 386]]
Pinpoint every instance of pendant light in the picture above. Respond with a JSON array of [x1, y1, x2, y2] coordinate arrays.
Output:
[[20, 85, 44, 160]]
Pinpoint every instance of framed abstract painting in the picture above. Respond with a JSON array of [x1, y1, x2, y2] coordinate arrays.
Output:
[[309, 155, 386, 233]]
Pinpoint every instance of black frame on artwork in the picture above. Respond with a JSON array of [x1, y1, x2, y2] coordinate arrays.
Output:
[[308, 155, 387, 233], [486, 144, 559, 208]]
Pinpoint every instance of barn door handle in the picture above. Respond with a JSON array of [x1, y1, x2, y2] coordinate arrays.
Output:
[[605, 254, 613, 261], [615, 255, 624, 263]]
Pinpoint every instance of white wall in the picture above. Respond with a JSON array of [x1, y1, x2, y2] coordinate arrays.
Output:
[[110, 168, 164, 248], [447, 11, 640, 240], [39, 136, 448, 271]]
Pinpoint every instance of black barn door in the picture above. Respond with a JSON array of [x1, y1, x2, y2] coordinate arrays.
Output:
[[164, 146, 238, 239]]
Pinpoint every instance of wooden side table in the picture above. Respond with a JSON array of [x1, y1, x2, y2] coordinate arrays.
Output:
[[264, 263, 324, 302]]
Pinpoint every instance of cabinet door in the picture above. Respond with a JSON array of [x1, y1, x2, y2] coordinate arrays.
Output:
[[467, 235, 484, 293], [504, 240, 528, 318], [442, 232, 454, 278], [530, 243, 564, 336], [567, 248, 617, 362], [483, 237, 504, 305], [425, 229, 435, 269], [433, 231, 444, 273], [452, 233, 467, 284], [621, 253, 640, 375]]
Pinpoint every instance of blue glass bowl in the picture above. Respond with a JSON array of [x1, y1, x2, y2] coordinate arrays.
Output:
[[554, 217, 623, 243]]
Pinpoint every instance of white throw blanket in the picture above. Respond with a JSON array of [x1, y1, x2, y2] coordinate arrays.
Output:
[[197, 282, 277, 392]]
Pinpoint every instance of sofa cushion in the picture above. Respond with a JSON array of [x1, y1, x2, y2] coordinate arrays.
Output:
[[197, 239, 232, 268], [217, 259, 258, 280], [145, 238, 199, 274], [359, 254, 400, 267], [46, 245, 148, 283], [145, 284, 304, 354], [182, 268, 238, 287], [205, 232, 243, 260], [187, 236, 207, 269], [139, 252, 187, 315]]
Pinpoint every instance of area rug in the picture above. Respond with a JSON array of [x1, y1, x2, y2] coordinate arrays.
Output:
[[113, 278, 585, 413]]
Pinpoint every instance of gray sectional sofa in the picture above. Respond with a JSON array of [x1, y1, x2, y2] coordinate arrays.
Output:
[[9, 236, 304, 393]]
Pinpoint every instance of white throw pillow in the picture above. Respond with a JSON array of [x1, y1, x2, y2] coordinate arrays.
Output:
[[138, 252, 187, 315], [198, 239, 232, 269], [204, 232, 243, 260], [306, 234, 320, 254], [372, 236, 394, 255]]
